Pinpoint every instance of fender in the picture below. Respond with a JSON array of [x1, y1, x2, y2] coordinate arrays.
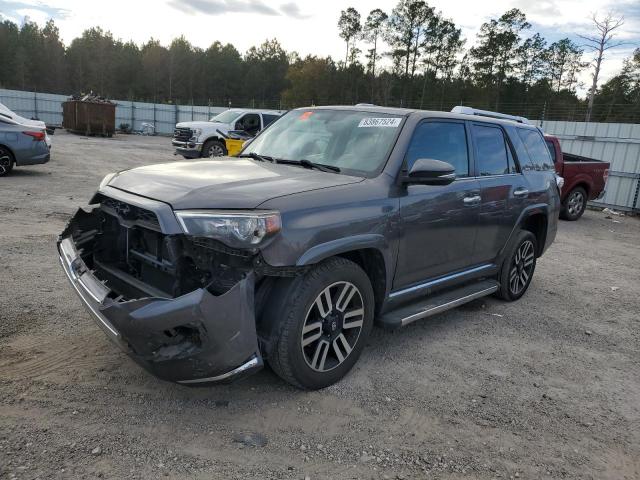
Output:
[[295, 233, 388, 266], [0, 143, 15, 164], [562, 174, 592, 201], [498, 203, 549, 260]]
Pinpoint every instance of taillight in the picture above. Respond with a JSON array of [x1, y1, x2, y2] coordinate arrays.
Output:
[[23, 130, 46, 141], [603, 169, 609, 182]]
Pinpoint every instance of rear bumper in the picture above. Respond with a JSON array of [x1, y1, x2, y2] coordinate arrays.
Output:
[[16, 148, 50, 166], [57, 227, 263, 385]]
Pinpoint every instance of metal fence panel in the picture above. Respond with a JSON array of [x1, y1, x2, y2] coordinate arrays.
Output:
[[541, 120, 640, 212], [0, 88, 226, 135]]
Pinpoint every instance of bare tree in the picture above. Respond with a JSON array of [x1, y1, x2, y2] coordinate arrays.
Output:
[[578, 12, 626, 122]]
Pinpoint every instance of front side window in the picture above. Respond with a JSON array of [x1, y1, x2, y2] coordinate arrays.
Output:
[[237, 114, 261, 135], [405, 121, 469, 176], [243, 109, 404, 175], [472, 124, 512, 176]]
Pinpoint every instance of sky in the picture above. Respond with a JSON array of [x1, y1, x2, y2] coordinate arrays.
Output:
[[1, 0, 639, 96]]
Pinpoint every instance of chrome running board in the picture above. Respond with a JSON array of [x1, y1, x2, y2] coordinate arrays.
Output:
[[379, 280, 499, 328]]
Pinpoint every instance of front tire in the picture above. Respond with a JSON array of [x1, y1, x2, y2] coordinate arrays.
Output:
[[560, 186, 587, 221], [0, 147, 14, 176], [268, 257, 374, 390], [497, 230, 537, 301], [201, 139, 226, 158]]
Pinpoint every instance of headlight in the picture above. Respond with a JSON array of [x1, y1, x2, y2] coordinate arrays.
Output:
[[191, 128, 202, 139], [99, 172, 117, 190], [175, 210, 281, 248]]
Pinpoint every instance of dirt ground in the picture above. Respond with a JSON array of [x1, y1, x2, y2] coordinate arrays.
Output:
[[1, 131, 639, 480]]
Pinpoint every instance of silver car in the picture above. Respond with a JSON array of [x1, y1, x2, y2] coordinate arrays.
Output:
[[0, 105, 50, 176]]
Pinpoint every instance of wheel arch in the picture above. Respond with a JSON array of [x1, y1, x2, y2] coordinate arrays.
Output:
[[520, 212, 548, 257], [500, 205, 549, 260], [295, 234, 391, 316], [203, 135, 224, 145], [563, 178, 591, 201], [0, 143, 16, 164]]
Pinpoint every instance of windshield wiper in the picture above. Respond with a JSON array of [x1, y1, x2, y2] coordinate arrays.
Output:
[[278, 159, 341, 173], [238, 152, 277, 163]]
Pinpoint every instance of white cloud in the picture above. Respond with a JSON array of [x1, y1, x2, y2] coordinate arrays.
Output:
[[16, 7, 50, 24]]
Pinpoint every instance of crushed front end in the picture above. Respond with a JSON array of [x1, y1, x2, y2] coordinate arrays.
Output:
[[57, 187, 265, 384]]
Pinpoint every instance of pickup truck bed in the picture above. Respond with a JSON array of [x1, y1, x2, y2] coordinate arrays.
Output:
[[545, 135, 609, 221]]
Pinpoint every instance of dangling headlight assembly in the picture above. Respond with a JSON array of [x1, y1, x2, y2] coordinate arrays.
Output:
[[175, 210, 281, 249]]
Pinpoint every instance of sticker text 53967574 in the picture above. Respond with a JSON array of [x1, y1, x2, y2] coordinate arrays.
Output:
[[358, 117, 402, 128]]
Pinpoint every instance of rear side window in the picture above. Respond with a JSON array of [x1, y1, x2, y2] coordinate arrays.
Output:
[[518, 129, 554, 170], [262, 114, 279, 127], [545, 139, 557, 163], [471, 124, 515, 176], [406, 121, 469, 177]]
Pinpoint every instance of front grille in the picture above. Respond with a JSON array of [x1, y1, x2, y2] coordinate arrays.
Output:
[[173, 127, 192, 142], [101, 197, 160, 230]]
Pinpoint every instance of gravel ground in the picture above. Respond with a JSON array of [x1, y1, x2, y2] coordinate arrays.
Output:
[[1, 131, 639, 480]]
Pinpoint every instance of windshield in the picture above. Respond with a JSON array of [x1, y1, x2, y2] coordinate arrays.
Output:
[[243, 109, 404, 175], [210, 110, 242, 123]]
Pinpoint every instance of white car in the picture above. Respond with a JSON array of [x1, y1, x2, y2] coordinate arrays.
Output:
[[0, 102, 51, 149], [172, 108, 284, 158]]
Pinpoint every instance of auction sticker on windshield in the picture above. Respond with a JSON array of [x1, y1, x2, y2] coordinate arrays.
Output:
[[358, 117, 402, 128]]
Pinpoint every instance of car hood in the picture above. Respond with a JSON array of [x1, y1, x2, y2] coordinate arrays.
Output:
[[107, 158, 363, 209], [175, 121, 224, 130]]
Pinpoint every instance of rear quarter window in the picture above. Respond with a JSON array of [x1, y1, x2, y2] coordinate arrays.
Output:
[[517, 129, 554, 171], [545, 140, 557, 163], [262, 114, 280, 127]]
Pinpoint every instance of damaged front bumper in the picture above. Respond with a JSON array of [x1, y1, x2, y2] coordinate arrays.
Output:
[[57, 217, 263, 385]]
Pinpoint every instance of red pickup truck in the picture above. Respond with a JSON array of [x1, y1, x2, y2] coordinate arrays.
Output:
[[544, 135, 609, 221]]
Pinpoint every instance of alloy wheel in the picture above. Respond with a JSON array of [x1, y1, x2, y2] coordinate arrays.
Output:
[[0, 152, 11, 175], [509, 240, 535, 295], [567, 190, 584, 216], [207, 144, 224, 157], [300, 281, 365, 373]]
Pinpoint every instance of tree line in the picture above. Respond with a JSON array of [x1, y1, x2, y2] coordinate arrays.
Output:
[[0, 1, 638, 122]]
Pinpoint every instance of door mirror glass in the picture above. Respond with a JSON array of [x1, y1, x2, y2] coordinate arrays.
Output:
[[405, 158, 456, 185]]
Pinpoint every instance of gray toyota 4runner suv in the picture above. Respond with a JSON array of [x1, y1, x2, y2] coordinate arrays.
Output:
[[58, 105, 559, 389]]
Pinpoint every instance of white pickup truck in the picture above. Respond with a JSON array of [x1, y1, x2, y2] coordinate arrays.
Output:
[[172, 108, 283, 158]]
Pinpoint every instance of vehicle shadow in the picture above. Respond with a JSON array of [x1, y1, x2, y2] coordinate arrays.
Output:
[[2, 169, 50, 178], [155, 296, 495, 400]]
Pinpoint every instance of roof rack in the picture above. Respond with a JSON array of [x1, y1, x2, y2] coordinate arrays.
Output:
[[451, 106, 531, 125]]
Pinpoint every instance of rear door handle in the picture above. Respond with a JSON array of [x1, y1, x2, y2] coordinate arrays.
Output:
[[463, 195, 481, 205], [513, 188, 529, 197]]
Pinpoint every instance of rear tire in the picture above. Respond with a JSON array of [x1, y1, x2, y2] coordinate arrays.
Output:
[[268, 257, 374, 390], [560, 186, 587, 221], [496, 230, 537, 301], [201, 139, 226, 158], [0, 146, 14, 176]]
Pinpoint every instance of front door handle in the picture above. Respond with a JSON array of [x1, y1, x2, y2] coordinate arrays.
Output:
[[463, 195, 481, 205], [513, 188, 529, 197]]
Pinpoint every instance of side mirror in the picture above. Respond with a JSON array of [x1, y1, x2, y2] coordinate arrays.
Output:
[[234, 121, 244, 131], [404, 158, 456, 185]]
